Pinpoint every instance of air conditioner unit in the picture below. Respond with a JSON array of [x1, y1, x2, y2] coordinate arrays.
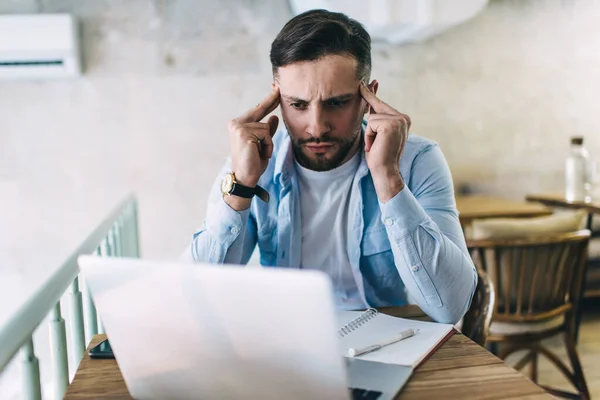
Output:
[[0, 14, 81, 80]]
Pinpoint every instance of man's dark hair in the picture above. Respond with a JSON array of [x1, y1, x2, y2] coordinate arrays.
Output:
[[270, 9, 371, 81]]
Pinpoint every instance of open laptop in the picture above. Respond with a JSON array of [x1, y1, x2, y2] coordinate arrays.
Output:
[[78, 256, 412, 400]]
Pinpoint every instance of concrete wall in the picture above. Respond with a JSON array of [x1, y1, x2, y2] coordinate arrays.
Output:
[[1, 0, 599, 397], [2, 0, 599, 261]]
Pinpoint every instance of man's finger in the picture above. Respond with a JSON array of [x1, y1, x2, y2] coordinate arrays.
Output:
[[267, 115, 279, 137], [263, 115, 279, 159], [239, 88, 280, 123], [242, 128, 270, 143], [359, 83, 397, 115], [243, 122, 272, 130], [259, 131, 274, 160], [368, 113, 411, 131], [364, 125, 376, 152], [401, 113, 411, 130], [241, 126, 275, 160]]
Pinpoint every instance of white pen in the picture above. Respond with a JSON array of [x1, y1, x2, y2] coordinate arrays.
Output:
[[347, 328, 418, 357]]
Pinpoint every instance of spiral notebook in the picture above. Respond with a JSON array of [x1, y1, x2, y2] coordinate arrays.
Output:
[[336, 309, 454, 368]]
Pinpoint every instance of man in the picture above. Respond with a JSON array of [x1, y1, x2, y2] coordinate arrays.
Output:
[[182, 9, 477, 324]]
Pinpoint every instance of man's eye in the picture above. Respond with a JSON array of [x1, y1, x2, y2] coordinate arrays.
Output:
[[327, 100, 348, 108], [290, 103, 307, 110]]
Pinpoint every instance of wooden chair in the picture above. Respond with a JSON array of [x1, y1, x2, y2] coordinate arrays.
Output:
[[467, 230, 591, 400], [461, 269, 495, 347]]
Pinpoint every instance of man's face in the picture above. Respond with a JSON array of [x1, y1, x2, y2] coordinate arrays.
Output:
[[275, 55, 370, 171]]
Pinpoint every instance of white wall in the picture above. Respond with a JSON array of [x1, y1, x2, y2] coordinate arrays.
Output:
[[2, 0, 600, 262], [1, 0, 600, 397]]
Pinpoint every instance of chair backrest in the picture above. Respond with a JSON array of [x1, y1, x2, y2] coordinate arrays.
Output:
[[461, 269, 495, 346], [467, 230, 590, 323]]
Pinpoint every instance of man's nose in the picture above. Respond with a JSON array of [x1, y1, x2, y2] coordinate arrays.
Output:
[[306, 107, 330, 139]]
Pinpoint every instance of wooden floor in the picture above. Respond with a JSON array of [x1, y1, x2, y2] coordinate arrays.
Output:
[[505, 309, 600, 397]]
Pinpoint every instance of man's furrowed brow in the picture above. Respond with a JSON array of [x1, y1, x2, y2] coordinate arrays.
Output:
[[281, 93, 356, 103], [282, 94, 308, 103], [324, 93, 355, 102]]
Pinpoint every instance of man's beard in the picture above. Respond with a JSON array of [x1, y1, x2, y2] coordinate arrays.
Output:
[[289, 128, 361, 172]]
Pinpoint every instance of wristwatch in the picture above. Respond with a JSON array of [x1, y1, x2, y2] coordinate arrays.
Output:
[[220, 172, 270, 202]]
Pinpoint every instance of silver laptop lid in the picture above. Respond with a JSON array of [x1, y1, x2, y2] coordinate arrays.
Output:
[[78, 255, 349, 400]]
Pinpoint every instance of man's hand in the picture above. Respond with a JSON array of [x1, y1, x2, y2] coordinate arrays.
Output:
[[360, 83, 411, 202], [225, 87, 280, 211]]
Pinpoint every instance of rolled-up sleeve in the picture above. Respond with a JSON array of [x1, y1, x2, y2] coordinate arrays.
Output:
[[379, 144, 477, 324]]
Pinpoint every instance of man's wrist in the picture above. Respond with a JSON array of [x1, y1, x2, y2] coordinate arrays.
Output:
[[371, 168, 405, 203], [223, 194, 252, 211], [220, 170, 259, 211], [233, 173, 259, 188]]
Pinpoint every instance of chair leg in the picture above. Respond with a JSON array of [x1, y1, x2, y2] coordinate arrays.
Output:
[[564, 333, 590, 400], [540, 385, 583, 400], [488, 342, 499, 356], [537, 344, 588, 400], [530, 350, 538, 384], [492, 331, 589, 399], [509, 349, 538, 383], [498, 343, 524, 360], [513, 350, 535, 372]]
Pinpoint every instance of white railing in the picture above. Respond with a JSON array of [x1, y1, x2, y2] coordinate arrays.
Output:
[[0, 195, 139, 400]]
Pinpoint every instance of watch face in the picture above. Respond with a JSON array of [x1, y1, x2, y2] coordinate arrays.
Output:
[[221, 173, 234, 194]]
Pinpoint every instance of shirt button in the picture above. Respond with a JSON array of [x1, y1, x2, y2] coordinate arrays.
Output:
[[411, 265, 419, 272], [384, 218, 394, 226], [231, 227, 240, 235]]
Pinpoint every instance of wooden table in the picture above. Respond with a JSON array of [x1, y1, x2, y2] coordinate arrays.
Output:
[[456, 195, 552, 226], [64, 306, 550, 399], [526, 192, 600, 215]]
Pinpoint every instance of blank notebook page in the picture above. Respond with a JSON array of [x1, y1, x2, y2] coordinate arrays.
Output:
[[336, 310, 454, 367]]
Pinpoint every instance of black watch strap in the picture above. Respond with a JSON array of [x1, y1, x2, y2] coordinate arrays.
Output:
[[231, 182, 270, 202], [254, 185, 270, 202]]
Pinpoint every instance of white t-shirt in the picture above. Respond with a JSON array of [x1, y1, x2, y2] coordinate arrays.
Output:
[[295, 151, 363, 309]]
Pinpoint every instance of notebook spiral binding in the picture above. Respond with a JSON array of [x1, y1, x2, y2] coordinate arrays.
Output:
[[338, 308, 379, 337]]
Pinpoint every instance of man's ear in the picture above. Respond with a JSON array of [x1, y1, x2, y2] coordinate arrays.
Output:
[[363, 79, 379, 115]]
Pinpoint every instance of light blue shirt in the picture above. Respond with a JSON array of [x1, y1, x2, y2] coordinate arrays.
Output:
[[182, 127, 477, 324]]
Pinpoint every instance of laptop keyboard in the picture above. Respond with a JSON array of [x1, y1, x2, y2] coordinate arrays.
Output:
[[349, 388, 383, 399]]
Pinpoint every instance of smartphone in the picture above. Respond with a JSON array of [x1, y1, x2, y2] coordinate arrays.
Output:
[[88, 339, 115, 359]]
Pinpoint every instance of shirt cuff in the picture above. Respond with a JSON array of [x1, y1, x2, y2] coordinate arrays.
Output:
[[201, 197, 250, 244], [379, 186, 429, 238]]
